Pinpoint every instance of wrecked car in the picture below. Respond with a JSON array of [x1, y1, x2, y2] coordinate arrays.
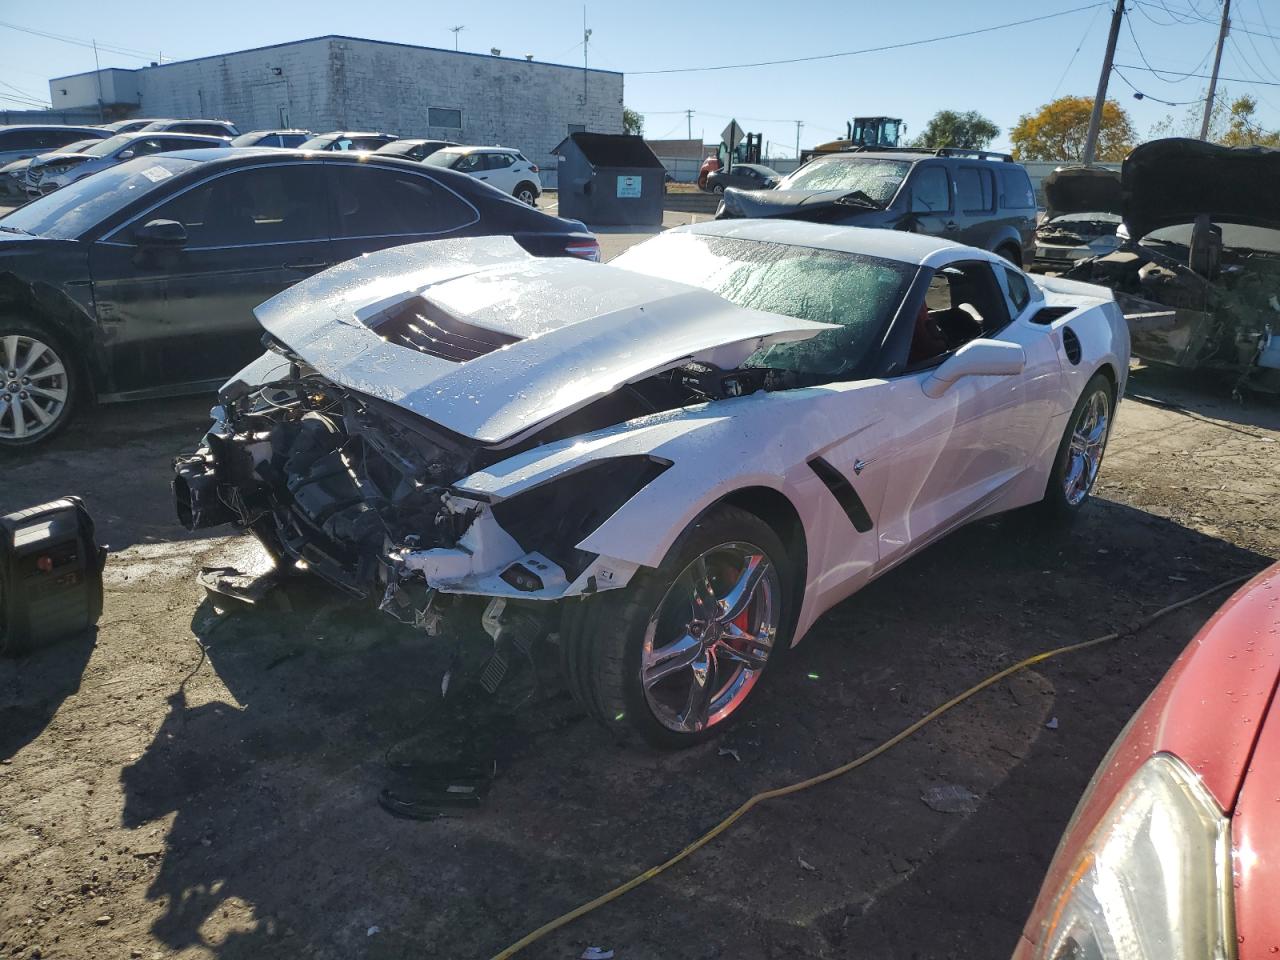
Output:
[[715, 149, 1038, 266], [1033, 165, 1122, 272], [174, 221, 1129, 748], [1064, 138, 1280, 392]]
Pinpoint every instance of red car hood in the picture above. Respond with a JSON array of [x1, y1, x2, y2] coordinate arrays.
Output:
[[1020, 563, 1280, 953]]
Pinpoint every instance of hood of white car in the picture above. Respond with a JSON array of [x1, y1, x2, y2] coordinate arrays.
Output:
[[254, 236, 834, 446]]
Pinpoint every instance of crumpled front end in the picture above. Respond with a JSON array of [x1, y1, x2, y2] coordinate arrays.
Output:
[[171, 351, 673, 649]]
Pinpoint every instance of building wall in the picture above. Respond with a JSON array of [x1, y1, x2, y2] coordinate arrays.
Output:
[[54, 37, 624, 174]]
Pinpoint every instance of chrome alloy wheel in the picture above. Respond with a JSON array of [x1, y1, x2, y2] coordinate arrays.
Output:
[[641, 542, 781, 734], [1064, 388, 1110, 506], [0, 334, 69, 442]]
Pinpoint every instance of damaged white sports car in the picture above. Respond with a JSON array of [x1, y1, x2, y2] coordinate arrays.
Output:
[[174, 220, 1129, 747]]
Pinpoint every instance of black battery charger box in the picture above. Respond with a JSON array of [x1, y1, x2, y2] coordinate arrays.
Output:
[[0, 497, 105, 655]]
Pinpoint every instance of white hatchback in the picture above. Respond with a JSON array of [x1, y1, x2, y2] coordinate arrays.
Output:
[[424, 146, 542, 204]]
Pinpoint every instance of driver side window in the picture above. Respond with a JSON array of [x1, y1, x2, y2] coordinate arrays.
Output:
[[909, 166, 951, 213], [904, 261, 1012, 369]]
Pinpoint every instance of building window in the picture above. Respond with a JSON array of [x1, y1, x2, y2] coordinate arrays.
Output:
[[428, 107, 462, 128], [567, 123, 586, 134]]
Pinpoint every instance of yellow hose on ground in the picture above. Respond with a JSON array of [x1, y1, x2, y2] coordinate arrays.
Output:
[[489, 573, 1255, 960]]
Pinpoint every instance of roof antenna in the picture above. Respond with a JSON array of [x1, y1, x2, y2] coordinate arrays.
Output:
[[450, 25, 465, 51]]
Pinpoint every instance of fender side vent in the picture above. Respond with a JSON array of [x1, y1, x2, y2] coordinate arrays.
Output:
[[366, 296, 521, 362], [807, 457, 873, 533], [1030, 306, 1074, 325], [1062, 327, 1082, 365]]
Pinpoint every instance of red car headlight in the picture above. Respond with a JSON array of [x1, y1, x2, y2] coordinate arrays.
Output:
[[1036, 754, 1235, 960]]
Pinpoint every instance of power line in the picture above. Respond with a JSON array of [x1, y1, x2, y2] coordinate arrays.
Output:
[[1123, 9, 1215, 83], [0, 77, 51, 105], [1112, 65, 1207, 103], [0, 19, 164, 61], [1114, 61, 1280, 85], [1052, 4, 1106, 97], [630, 3, 1105, 75], [1131, 1, 1280, 38]]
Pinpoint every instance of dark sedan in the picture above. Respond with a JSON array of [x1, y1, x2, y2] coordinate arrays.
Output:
[[0, 148, 599, 448], [704, 162, 780, 194]]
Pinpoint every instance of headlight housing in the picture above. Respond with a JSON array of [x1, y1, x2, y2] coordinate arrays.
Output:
[[1036, 753, 1235, 960]]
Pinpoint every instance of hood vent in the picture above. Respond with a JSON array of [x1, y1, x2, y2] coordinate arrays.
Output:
[[365, 296, 521, 363]]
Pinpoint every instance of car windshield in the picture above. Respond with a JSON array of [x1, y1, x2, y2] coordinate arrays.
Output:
[[0, 156, 201, 239], [777, 157, 910, 203], [376, 141, 421, 156], [81, 134, 134, 158], [612, 232, 914, 378], [423, 149, 466, 168]]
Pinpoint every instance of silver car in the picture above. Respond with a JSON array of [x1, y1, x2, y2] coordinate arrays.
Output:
[[36, 131, 229, 194], [4, 139, 104, 199]]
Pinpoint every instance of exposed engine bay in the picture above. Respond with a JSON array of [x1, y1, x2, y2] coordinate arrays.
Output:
[[172, 343, 781, 633]]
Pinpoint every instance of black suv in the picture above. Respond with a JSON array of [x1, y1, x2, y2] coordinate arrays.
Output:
[[716, 148, 1037, 266]]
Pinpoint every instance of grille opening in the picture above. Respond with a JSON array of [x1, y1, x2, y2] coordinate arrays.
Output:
[[365, 296, 521, 362]]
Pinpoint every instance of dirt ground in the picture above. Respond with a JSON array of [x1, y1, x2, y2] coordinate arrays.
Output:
[[2, 343, 1278, 959]]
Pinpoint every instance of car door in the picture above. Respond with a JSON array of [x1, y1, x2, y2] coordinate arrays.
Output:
[[88, 162, 334, 394], [482, 152, 519, 193], [902, 164, 960, 242], [954, 165, 997, 249], [873, 258, 1048, 569], [327, 163, 481, 262]]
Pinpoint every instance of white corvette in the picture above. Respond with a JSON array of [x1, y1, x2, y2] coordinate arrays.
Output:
[[174, 220, 1129, 747]]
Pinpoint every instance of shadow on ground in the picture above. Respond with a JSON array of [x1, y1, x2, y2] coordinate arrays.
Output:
[[112, 498, 1269, 959], [0, 630, 96, 762]]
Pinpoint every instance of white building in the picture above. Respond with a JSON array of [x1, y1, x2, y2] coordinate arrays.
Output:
[[47, 35, 624, 174]]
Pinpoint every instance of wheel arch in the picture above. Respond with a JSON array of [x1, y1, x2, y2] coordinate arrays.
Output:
[[0, 272, 102, 398], [710, 485, 809, 645]]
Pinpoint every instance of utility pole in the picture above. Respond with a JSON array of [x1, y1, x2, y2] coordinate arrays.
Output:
[[686, 109, 694, 140], [582, 7, 592, 110], [794, 120, 803, 160], [92, 39, 104, 123], [449, 25, 464, 51], [1083, 0, 1124, 165], [1199, 0, 1231, 140]]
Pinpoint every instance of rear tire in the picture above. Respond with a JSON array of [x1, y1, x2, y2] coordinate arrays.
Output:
[[561, 505, 793, 749], [514, 182, 538, 206], [0, 321, 80, 451], [1034, 372, 1114, 525], [997, 243, 1023, 267], [713, 184, 725, 195]]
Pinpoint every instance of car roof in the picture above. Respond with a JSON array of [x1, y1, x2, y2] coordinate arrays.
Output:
[[118, 131, 229, 143], [445, 145, 514, 154], [0, 124, 107, 134], [312, 131, 390, 138], [154, 147, 451, 169], [677, 218, 987, 267]]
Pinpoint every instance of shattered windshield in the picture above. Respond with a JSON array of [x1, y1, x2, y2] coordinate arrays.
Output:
[[612, 232, 914, 378], [776, 157, 910, 203], [0, 156, 201, 240]]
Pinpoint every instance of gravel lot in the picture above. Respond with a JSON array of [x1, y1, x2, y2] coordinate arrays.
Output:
[[1, 221, 1278, 960]]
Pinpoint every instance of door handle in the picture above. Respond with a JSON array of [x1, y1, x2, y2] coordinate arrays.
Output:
[[477, 175, 488, 180], [945, 221, 959, 231], [284, 260, 326, 270]]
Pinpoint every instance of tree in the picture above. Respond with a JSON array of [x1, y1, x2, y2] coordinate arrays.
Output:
[[1010, 95, 1135, 162], [623, 106, 643, 136], [1149, 89, 1280, 147], [911, 110, 1000, 150]]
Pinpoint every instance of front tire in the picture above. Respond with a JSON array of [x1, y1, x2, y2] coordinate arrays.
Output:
[[562, 505, 792, 749], [713, 184, 725, 195], [0, 322, 79, 450], [1036, 372, 1114, 523]]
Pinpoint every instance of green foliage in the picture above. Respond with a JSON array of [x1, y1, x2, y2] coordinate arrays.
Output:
[[912, 110, 1000, 150]]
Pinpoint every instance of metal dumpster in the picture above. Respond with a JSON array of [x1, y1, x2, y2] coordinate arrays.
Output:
[[552, 132, 665, 226]]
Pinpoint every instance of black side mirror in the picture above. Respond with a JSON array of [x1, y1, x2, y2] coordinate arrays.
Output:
[[134, 219, 188, 248]]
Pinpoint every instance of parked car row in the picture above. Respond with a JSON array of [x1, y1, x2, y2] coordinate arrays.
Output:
[[0, 122, 545, 207]]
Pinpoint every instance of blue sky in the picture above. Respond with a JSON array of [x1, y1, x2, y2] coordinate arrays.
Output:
[[2, 0, 1278, 155]]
